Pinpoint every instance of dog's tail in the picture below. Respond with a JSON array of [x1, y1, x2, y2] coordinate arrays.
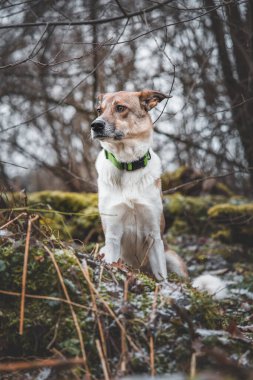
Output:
[[165, 249, 189, 278], [165, 249, 227, 299]]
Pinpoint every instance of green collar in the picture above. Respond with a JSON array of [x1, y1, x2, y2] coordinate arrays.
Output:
[[104, 149, 151, 171]]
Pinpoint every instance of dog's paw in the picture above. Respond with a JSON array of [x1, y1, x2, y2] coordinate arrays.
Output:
[[99, 247, 117, 264]]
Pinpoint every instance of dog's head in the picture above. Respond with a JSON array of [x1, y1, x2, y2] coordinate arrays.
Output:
[[90, 90, 170, 142]]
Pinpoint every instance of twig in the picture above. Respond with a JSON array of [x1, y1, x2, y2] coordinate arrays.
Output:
[[142, 12, 176, 125], [19, 215, 39, 335], [139, 235, 154, 268], [115, 0, 129, 17], [190, 352, 197, 379], [47, 317, 61, 350], [43, 245, 90, 376], [0, 357, 85, 372], [199, 95, 253, 117], [0, 212, 27, 230], [0, 289, 106, 314], [82, 259, 110, 377], [149, 284, 159, 377], [162, 169, 252, 195], [120, 279, 128, 373], [0, 160, 28, 169], [0, 206, 100, 217], [94, 243, 100, 259], [84, 227, 97, 244], [149, 335, 155, 377], [96, 339, 110, 380]]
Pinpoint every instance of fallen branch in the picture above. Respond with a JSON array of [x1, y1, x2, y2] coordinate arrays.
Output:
[[0, 357, 85, 372], [162, 169, 252, 195]]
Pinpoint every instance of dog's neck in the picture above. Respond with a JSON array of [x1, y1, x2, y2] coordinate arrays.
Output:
[[100, 133, 153, 163]]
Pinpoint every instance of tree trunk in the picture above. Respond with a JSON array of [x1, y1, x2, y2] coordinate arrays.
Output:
[[206, 0, 253, 188]]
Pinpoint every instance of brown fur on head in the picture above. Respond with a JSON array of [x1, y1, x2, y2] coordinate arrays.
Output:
[[94, 90, 170, 141]]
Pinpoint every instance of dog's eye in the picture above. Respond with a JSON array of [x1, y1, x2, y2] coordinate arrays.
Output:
[[116, 105, 126, 113], [97, 108, 102, 115]]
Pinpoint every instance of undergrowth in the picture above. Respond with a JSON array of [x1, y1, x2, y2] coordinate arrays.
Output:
[[0, 191, 252, 380]]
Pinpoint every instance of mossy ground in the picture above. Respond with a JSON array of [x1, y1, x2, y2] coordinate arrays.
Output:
[[3, 190, 251, 245], [0, 191, 253, 379]]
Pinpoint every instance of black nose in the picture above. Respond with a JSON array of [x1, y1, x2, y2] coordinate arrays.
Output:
[[91, 120, 105, 132]]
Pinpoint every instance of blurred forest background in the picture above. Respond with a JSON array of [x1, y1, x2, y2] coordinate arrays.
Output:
[[0, 0, 253, 195], [1, 2, 253, 378]]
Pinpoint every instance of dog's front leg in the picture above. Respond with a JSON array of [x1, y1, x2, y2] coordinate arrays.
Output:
[[100, 224, 123, 263], [149, 236, 167, 281], [97, 184, 126, 263], [99, 202, 125, 264]]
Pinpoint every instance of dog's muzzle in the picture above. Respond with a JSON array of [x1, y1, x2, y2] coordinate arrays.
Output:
[[91, 119, 106, 139], [90, 119, 124, 140]]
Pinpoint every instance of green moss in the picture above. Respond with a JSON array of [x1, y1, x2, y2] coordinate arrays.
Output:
[[39, 211, 71, 239], [208, 203, 253, 219], [0, 242, 94, 360], [162, 166, 189, 186], [68, 206, 101, 240], [163, 193, 223, 235], [134, 272, 156, 291], [28, 191, 101, 241], [163, 195, 253, 242], [188, 287, 222, 329], [211, 229, 232, 244], [169, 218, 190, 235], [208, 203, 253, 245], [29, 191, 98, 213], [214, 182, 234, 197], [166, 194, 217, 215]]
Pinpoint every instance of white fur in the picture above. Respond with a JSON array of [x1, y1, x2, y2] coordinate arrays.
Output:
[[192, 274, 228, 300], [96, 142, 168, 280]]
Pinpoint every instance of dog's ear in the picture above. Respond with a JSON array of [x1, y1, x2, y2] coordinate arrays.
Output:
[[139, 89, 171, 111]]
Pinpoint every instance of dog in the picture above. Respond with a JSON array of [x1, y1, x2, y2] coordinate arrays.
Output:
[[90, 89, 188, 281]]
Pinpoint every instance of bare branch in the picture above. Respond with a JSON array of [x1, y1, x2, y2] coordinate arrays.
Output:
[[114, 0, 129, 17], [154, 127, 244, 168], [163, 168, 252, 195], [0, 0, 173, 29], [0, 19, 129, 134], [0, 160, 28, 170]]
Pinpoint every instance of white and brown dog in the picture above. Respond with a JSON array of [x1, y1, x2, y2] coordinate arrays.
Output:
[[91, 89, 188, 281]]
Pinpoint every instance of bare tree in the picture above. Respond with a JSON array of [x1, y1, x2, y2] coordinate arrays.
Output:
[[0, 0, 252, 193]]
